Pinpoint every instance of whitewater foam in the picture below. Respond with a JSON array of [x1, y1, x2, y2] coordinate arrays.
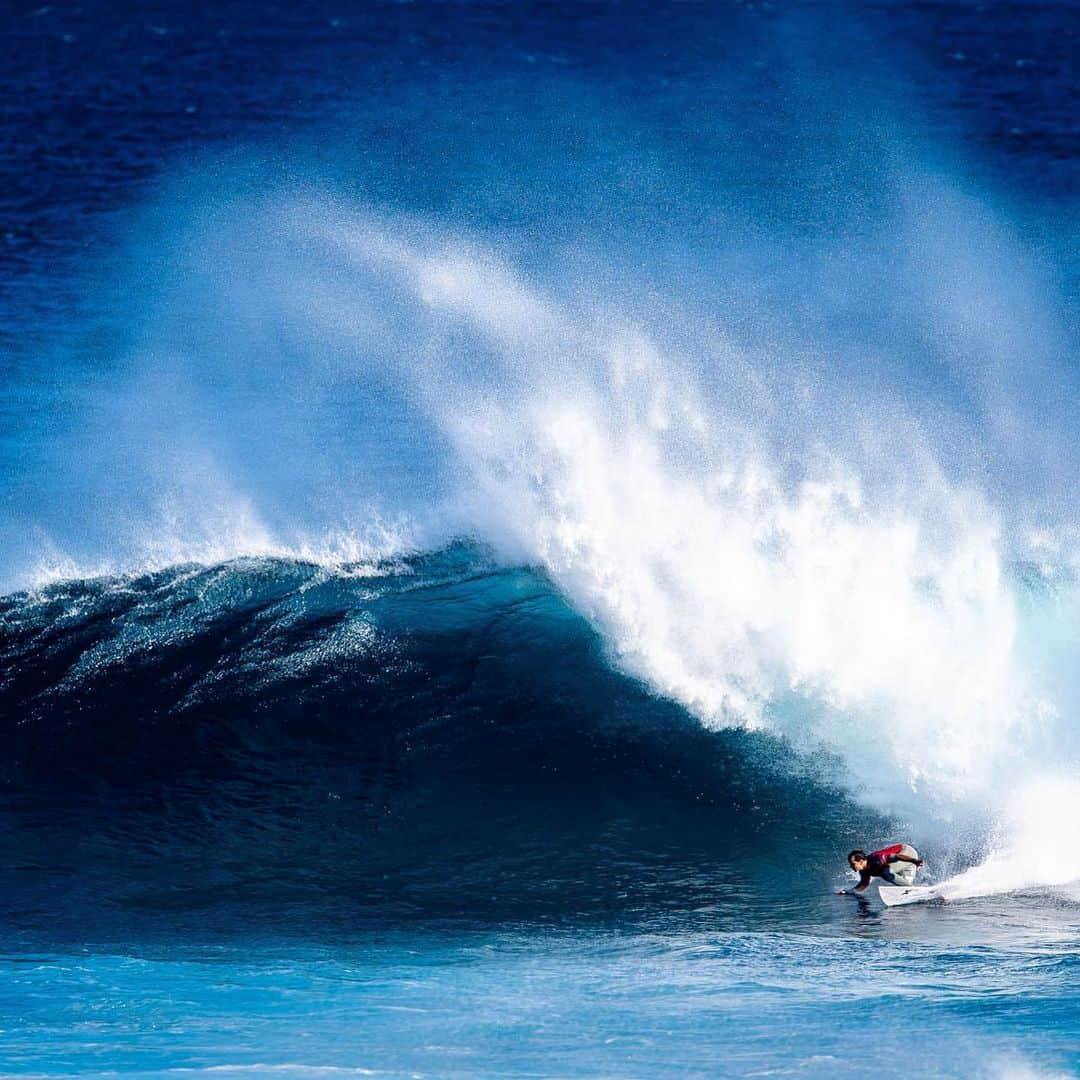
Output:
[[935, 776, 1080, 901]]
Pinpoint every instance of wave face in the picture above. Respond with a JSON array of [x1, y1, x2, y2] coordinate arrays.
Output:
[[3, 0, 1079, 909], [0, 545, 877, 939]]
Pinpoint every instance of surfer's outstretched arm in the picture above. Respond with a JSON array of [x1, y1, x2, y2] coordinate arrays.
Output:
[[837, 872, 872, 895]]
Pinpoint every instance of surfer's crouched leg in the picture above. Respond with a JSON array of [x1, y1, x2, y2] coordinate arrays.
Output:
[[892, 845, 920, 885]]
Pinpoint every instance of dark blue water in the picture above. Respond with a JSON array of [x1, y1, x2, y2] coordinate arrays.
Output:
[[2, 2, 1080, 1076]]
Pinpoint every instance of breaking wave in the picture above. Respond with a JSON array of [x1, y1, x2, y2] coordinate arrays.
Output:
[[5, 72, 1080, 905]]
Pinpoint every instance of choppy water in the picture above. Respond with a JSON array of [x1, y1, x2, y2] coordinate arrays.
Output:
[[2, 2, 1079, 1076]]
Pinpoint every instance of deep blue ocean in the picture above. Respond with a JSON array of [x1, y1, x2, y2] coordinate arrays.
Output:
[[2, 2, 1080, 1076]]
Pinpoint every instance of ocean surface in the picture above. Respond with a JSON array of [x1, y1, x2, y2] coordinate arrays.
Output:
[[2, 1, 1080, 1076]]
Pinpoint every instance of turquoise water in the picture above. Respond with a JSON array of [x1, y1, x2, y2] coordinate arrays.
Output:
[[6, 915, 1080, 1078]]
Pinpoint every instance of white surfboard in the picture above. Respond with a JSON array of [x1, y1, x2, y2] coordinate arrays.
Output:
[[879, 884, 942, 907]]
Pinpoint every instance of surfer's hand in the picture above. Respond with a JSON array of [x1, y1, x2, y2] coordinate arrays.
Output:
[[916, 859, 924, 867]]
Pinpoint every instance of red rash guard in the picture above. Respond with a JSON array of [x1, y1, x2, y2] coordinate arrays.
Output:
[[857, 844, 905, 889]]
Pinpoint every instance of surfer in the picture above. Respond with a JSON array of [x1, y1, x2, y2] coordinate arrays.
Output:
[[837, 844, 923, 895]]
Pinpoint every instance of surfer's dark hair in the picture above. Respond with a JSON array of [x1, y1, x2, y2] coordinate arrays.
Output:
[[848, 849, 867, 864]]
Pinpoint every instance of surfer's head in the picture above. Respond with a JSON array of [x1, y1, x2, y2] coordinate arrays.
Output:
[[848, 850, 868, 871]]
